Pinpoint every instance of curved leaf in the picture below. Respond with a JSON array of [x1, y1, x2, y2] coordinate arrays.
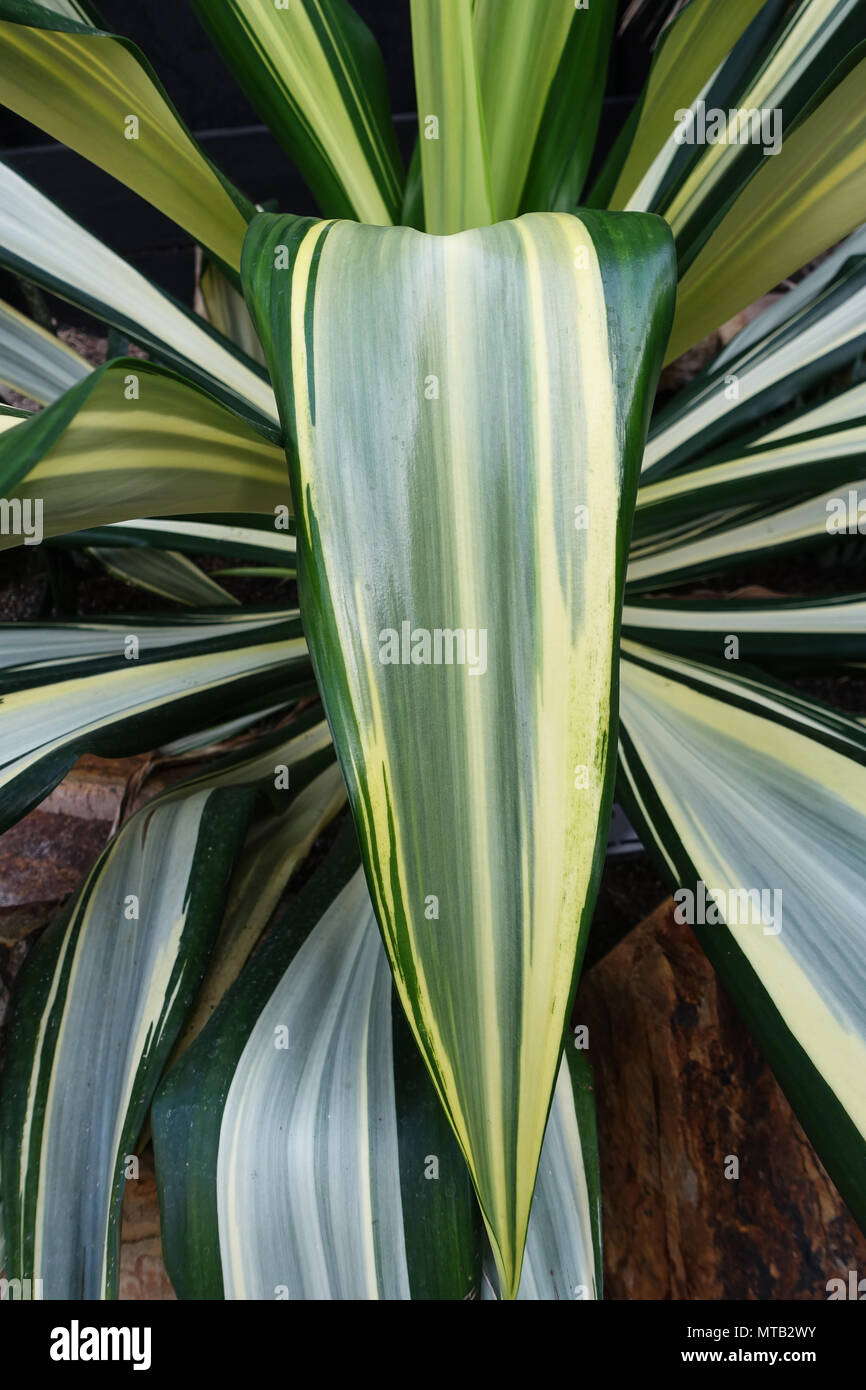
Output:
[[0, 0, 252, 275], [0, 160, 276, 425], [191, 0, 402, 225], [0, 361, 289, 548], [242, 207, 675, 1294], [86, 547, 240, 608], [0, 780, 257, 1298], [668, 50, 866, 361], [618, 641, 866, 1232], [0, 607, 309, 832], [0, 159, 273, 419], [622, 591, 866, 669], [153, 831, 482, 1300]]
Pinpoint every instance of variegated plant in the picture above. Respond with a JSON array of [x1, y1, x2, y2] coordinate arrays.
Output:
[[0, 0, 865, 1302]]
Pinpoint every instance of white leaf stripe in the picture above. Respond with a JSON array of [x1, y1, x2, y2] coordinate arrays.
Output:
[[87, 547, 239, 609], [643, 244, 866, 476], [712, 222, 866, 370], [656, 0, 862, 238], [243, 208, 674, 1294], [618, 642, 866, 1224], [667, 52, 866, 362], [636, 406, 866, 522], [218, 870, 409, 1300], [622, 592, 866, 665], [0, 611, 293, 675], [2, 711, 340, 1298], [171, 760, 347, 1063], [0, 611, 309, 830], [2, 784, 255, 1297], [0, 296, 90, 405], [154, 827, 481, 1301], [158, 846, 598, 1299], [157, 703, 290, 757], [625, 598, 866, 633], [627, 475, 866, 588], [605, 0, 767, 210], [90, 519, 296, 562], [0, 159, 276, 424], [759, 380, 866, 442]]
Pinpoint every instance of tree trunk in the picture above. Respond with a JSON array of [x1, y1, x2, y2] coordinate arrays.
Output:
[[576, 898, 866, 1300]]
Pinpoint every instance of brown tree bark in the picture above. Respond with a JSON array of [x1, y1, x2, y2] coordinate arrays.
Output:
[[576, 898, 866, 1300]]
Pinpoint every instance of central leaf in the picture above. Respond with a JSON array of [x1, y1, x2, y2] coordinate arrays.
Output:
[[243, 209, 674, 1296]]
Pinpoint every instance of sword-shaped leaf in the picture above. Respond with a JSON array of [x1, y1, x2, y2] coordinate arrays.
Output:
[[409, 0, 494, 235], [618, 641, 866, 1231], [0, 0, 252, 276], [634, 382, 866, 544], [473, 0, 584, 222], [622, 591, 866, 670], [482, 1050, 602, 1301], [153, 827, 482, 1300], [627, 472, 866, 590], [172, 760, 347, 1059], [155, 831, 601, 1301], [0, 361, 288, 549], [668, 49, 866, 361], [652, 1, 865, 267], [242, 207, 675, 1294], [0, 711, 338, 1300], [599, 0, 769, 212], [643, 224, 866, 478], [0, 159, 276, 425], [0, 607, 310, 832], [57, 516, 295, 567], [86, 547, 240, 609], [191, 0, 403, 225], [0, 779, 257, 1299], [519, 0, 617, 214], [629, 381, 866, 588]]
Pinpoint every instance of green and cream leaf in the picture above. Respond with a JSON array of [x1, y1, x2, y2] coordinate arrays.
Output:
[[618, 642, 866, 1230], [242, 206, 675, 1294]]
